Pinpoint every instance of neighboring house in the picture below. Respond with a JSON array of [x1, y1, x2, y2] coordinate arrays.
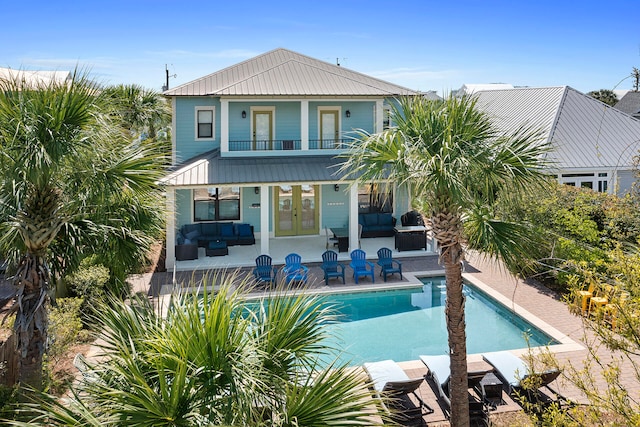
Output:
[[474, 86, 640, 194], [0, 67, 71, 87], [161, 48, 436, 270], [614, 91, 640, 120], [454, 83, 514, 97]]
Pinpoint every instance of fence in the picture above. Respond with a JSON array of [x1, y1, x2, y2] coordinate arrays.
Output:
[[0, 333, 17, 386]]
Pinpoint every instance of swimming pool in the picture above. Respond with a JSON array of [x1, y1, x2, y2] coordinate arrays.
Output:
[[317, 277, 559, 366]]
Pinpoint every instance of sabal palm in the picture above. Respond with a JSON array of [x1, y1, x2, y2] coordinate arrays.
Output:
[[341, 94, 550, 426], [0, 72, 165, 388], [10, 272, 378, 426]]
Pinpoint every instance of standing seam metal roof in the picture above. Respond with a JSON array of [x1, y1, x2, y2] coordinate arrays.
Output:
[[163, 48, 419, 97], [474, 86, 640, 169], [162, 150, 346, 187]]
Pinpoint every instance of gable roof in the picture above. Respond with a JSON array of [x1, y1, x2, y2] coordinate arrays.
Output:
[[614, 91, 640, 118], [474, 86, 640, 170], [163, 48, 420, 97]]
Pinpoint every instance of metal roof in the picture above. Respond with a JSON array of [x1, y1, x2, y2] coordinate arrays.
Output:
[[163, 48, 420, 97], [475, 86, 640, 169], [162, 149, 346, 187]]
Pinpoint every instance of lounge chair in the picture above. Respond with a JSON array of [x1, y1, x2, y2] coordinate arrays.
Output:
[[349, 249, 375, 284], [482, 351, 566, 404], [376, 247, 403, 282], [253, 254, 277, 287], [363, 359, 433, 423], [420, 354, 491, 421], [320, 250, 345, 285], [282, 253, 309, 285]]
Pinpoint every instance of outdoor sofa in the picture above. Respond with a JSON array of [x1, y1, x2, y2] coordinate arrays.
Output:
[[178, 222, 255, 248], [358, 212, 396, 238]]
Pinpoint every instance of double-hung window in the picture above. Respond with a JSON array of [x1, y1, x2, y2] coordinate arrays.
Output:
[[193, 187, 240, 222], [195, 107, 215, 139]]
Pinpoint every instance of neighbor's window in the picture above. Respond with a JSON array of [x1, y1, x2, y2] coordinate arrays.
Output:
[[195, 107, 215, 139], [193, 187, 240, 221], [358, 183, 393, 214]]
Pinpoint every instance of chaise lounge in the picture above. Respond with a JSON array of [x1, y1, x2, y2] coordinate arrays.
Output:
[[363, 359, 433, 424], [482, 351, 567, 405]]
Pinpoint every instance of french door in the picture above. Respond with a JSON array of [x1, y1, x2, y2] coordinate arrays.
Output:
[[274, 185, 319, 236], [253, 110, 273, 150], [320, 110, 339, 148]]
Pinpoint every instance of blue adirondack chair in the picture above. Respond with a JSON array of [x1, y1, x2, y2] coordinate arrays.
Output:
[[253, 254, 277, 287], [349, 249, 375, 284], [321, 250, 345, 285], [377, 247, 403, 282], [282, 253, 309, 285]]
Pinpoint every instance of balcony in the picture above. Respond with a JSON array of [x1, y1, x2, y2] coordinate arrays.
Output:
[[228, 139, 351, 152]]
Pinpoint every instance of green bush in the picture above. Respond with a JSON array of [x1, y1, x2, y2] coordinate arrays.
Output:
[[66, 261, 109, 327], [48, 298, 83, 362]]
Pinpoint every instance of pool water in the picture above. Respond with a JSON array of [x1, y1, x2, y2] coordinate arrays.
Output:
[[319, 277, 558, 366]]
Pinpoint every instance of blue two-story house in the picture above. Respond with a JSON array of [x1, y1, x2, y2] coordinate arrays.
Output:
[[162, 48, 437, 270]]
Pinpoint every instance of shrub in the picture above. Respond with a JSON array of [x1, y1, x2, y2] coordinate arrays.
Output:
[[66, 261, 109, 327]]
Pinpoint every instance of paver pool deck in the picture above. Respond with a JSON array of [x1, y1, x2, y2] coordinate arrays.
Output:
[[128, 251, 640, 425]]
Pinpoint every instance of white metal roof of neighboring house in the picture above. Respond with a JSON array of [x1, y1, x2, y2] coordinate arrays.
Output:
[[0, 67, 71, 86], [163, 48, 423, 97], [456, 83, 514, 96], [161, 149, 347, 187], [474, 86, 640, 170]]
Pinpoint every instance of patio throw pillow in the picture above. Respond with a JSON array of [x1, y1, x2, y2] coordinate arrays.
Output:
[[221, 224, 235, 237], [185, 230, 200, 241], [237, 223, 252, 237]]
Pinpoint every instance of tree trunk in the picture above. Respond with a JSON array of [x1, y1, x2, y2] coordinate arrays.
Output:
[[443, 242, 469, 426], [13, 254, 49, 390]]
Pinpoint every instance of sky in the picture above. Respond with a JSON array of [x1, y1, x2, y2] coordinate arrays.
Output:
[[3, 0, 640, 96]]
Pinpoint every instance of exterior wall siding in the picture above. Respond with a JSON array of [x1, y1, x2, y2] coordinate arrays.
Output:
[[175, 189, 192, 228], [309, 101, 376, 139], [242, 187, 263, 231], [322, 185, 349, 228], [617, 169, 636, 195], [175, 97, 221, 162]]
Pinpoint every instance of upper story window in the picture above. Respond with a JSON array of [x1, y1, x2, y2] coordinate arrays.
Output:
[[193, 187, 240, 222], [195, 107, 215, 140]]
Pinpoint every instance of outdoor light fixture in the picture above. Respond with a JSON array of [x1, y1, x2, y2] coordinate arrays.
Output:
[[345, 110, 351, 118], [242, 110, 247, 118], [254, 186, 260, 194], [334, 184, 340, 192]]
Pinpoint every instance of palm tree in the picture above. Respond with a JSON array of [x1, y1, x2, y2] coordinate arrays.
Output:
[[340, 94, 551, 426], [0, 72, 166, 389], [101, 83, 171, 145], [9, 272, 379, 426]]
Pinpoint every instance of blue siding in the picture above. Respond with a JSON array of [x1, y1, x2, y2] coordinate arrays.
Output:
[[175, 189, 192, 229], [241, 187, 262, 231], [175, 97, 221, 162], [322, 184, 349, 228], [309, 101, 376, 140]]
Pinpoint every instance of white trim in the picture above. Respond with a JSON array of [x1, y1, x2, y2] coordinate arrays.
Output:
[[165, 189, 176, 271], [220, 100, 229, 152], [195, 106, 216, 141], [171, 97, 177, 165], [301, 100, 309, 150]]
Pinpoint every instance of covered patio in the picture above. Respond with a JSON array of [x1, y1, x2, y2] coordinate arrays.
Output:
[[173, 233, 437, 271]]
